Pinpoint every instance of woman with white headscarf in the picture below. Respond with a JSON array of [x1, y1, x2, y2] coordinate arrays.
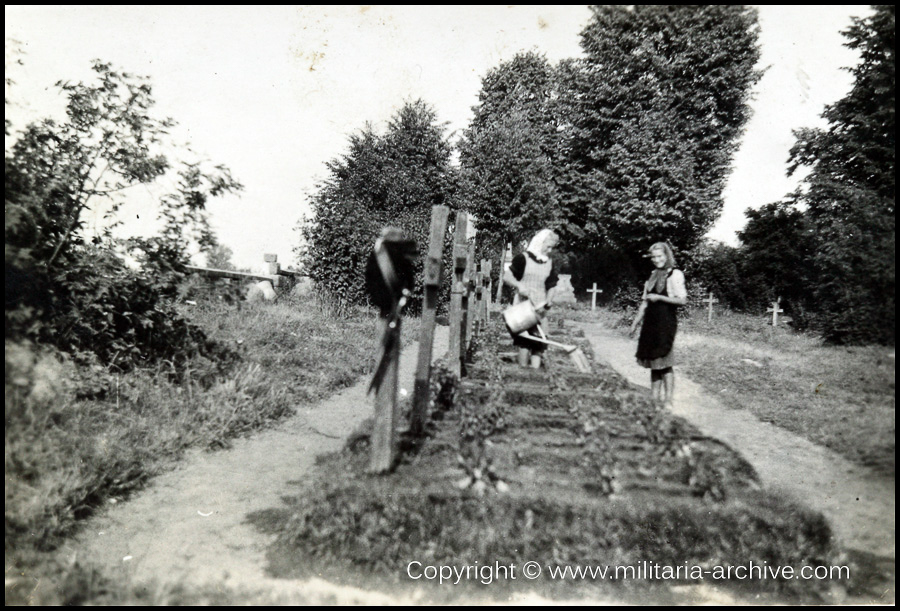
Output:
[[503, 229, 560, 368]]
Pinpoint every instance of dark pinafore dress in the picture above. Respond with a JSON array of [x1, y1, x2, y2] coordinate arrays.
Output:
[[636, 269, 678, 370]]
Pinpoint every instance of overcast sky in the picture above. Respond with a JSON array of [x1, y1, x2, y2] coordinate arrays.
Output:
[[5, 6, 871, 271]]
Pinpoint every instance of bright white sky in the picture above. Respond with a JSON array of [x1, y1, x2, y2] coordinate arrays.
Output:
[[5, 6, 870, 271]]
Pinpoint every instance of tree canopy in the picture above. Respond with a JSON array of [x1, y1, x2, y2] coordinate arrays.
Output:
[[787, 5, 894, 344], [559, 5, 762, 259], [456, 7, 762, 281], [458, 52, 560, 256], [300, 99, 458, 309]]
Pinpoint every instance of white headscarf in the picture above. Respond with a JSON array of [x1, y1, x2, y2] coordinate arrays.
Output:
[[526, 229, 559, 263]]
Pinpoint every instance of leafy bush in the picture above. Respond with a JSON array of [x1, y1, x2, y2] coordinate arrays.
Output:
[[784, 7, 894, 345], [682, 239, 750, 311], [5, 59, 241, 370], [6, 244, 235, 375], [299, 100, 458, 313]]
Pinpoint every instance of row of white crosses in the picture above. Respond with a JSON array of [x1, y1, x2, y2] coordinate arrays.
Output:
[[542, 277, 788, 327]]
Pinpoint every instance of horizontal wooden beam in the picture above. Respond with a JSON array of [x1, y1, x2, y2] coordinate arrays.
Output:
[[186, 266, 277, 284]]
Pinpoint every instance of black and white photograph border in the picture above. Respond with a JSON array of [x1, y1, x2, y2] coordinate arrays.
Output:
[[5, 5, 894, 605]]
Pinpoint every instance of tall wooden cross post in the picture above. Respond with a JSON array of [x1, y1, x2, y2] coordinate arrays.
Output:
[[369, 314, 400, 473], [495, 243, 512, 305], [411, 205, 449, 437], [482, 259, 492, 322], [767, 297, 784, 327], [473, 262, 484, 337], [367, 229, 416, 474], [586, 283, 602, 312], [464, 241, 476, 361], [448, 212, 469, 378], [705, 292, 719, 323]]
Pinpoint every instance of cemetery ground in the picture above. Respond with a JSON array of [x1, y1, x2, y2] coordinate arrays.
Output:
[[6, 300, 894, 605]]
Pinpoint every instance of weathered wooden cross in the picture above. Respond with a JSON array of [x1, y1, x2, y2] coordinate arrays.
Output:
[[464, 242, 476, 355], [411, 205, 449, 437], [586, 283, 603, 312], [705, 292, 719, 323], [482, 259, 492, 321], [448, 211, 469, 377], [495, 243, 512, 305], [767, 298, 784, 326]]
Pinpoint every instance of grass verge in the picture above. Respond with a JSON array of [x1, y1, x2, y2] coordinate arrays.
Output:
[[576, 304, 895, 475], [5, 294, 420, 604]]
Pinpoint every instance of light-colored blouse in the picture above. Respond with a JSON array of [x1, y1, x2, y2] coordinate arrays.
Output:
[[642, 269, 687, 300]]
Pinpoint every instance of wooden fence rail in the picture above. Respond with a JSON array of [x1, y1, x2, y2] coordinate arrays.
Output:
[[186, 254, 305, 290]]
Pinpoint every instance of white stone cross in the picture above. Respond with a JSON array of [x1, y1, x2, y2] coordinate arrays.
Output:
[[705, 292, 719, 323], [586, 283, 603, 311], [767, 298, 784, 326]]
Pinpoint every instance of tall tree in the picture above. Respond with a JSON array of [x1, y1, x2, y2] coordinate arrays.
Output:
[[458, 52, 560, 256], [787, 5, 894, 344], [300, 99, 457, 308], [559, 5, 762, 260]]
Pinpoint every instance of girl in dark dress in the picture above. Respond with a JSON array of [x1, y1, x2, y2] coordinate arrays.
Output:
[[629, 242, 687, 408]]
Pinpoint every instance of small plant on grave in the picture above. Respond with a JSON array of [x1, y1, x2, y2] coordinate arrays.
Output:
[[644, 410, 684, 455], [484, 350, 505, 386], [543, 353, 569, 393], [428, 361, 459, 417], [454, 443, 509, 496], [582, 430, 617, 496], [677, 443, 728, 502], [464, 332, 481, 364], [458, 391, 508, 442]]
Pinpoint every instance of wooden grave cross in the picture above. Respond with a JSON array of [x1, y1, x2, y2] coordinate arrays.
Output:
[[410, 205, 449, 437], [586, 283, 603, 312], [495, 243, 512, 305], [482, 259, 492, 322], [448, 211, 469, 377], [767, 298, 784, 326], [705, 292, 719, 323], [464, 241, 476, 356]]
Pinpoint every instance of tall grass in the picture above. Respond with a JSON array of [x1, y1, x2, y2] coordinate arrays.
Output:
[[6, 293, 417, 591]]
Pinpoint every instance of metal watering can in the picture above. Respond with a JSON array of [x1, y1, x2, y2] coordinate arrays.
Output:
[[502, 299, 547, 334], [502, 300, 591, 373]]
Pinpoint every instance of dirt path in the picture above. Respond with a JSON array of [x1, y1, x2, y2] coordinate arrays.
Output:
[[578, 322, 894, 600], [61, 328, 450, 604]]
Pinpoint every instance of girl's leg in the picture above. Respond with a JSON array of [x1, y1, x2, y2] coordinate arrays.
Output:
[[650, 369, 664, 404], [661, 367, 675, 408], [530, 353, 542, 369], [518, 348, 530, 367]]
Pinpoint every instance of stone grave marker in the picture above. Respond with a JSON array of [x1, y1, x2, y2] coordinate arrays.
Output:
[[553, 274, 577, 306]]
